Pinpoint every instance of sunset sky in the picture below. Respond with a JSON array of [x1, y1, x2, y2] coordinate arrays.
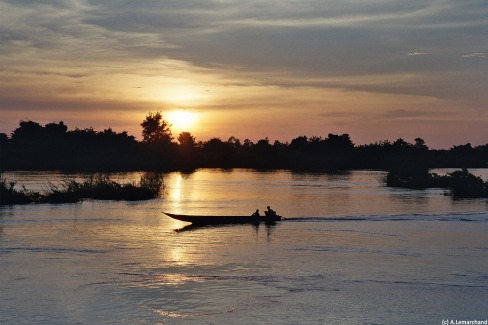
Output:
[[1, 0, 487, 148]]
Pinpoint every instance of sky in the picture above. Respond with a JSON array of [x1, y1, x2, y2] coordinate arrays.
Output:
[[1, 0, 487, 148]]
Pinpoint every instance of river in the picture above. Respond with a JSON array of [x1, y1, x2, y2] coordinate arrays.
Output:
[[1, 169, 487, 324]]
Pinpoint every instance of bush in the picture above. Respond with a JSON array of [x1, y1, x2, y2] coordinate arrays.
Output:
[[46, 174, 163, 202], [385, 167, 488, 198], [1, 173, 164, 205], [42, 174, 164, 202], [0, 178, 33, 204], [444, 169, 488, 198], [384, 162, 432, 189]]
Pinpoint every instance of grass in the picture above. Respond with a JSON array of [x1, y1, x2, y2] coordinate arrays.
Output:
[[0, 173, 164, 205], [0, 178, 34, 204]]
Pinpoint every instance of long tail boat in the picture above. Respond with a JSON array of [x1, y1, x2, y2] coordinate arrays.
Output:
[[163, 212, 282, 225]]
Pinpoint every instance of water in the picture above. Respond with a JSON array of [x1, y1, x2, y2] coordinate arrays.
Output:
[[1, 169, 488, 324]]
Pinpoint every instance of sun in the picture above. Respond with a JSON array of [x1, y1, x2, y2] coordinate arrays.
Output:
[[167, 110, 197, 132]]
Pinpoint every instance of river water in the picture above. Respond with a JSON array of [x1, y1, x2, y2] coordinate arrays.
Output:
[[1, 169, 487, 324]]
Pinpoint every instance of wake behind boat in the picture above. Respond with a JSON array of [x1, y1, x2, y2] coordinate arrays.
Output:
[[163, 211, 282, 225]]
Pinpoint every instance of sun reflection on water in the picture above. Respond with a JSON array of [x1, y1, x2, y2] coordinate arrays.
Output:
[[168, 173, 184, 215], [167, 243, 191, 266], [149, 273, 194, 286], [170, 174, 182, 202]]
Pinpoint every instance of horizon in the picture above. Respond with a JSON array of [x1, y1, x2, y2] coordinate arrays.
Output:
[[1, 1, 487, 149]]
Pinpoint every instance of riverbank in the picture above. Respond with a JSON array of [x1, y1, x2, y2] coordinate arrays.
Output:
[[0, 174, 163, 205]]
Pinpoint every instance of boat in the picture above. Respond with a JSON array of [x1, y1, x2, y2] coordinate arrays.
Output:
[[163, 212, 282, 225]]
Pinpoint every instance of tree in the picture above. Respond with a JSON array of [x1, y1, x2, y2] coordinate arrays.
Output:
[[45, 121, 68, 136], [321, 134, 354, 153], [141, 111, 173, 144], [227, 136, 241, 148], [0, 132, 8, 170], [178, 132, 196, 148], [0, 132, 8, 144], [414, 137, 428, 150], [290, 136, 308, 151], [10, 120, 43, 144], [392, 138, 409, 148], [202, 138, 234, 166], [243, 139, 253, 149], [254, 138, 271, 154]]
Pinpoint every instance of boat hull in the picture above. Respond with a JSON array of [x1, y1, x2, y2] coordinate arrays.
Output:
[[163, 212, 282, 225]]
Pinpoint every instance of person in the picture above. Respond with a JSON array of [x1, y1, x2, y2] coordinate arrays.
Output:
[[251, 209, 260, 217], [265, 206, 276, 217]]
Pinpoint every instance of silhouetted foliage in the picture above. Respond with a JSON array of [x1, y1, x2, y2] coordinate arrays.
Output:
[[0, 178, 33, 204], [385, 167, 488, 198], [201, 138, 235, 167], [1, 174, 164, 205], [3, 116, 488, 173], [44, 174, 163, 202], [439, 169, 488, 198], [141, 111, 172, 144], [385, 162, 433, 189], [175, 132, 198, 170], [178, 132, 196, 149], [414, 137, 428, 151], [0, 133, 9, 144], [0, 132, 8, 171]]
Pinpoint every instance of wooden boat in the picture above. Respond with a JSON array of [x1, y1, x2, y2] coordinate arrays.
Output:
[[163, 212, 282, 225]]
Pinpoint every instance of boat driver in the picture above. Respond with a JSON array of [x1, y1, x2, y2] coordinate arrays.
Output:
[[265, 206, 276, 217]]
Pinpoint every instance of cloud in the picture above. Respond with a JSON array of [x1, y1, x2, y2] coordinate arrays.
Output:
[[1, 0, 488, 147], [462, 52, 486, 58]]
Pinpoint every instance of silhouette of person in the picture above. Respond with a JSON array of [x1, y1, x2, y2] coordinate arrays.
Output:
[[252, 209, 260, 217], [265, 206, 276, 217]]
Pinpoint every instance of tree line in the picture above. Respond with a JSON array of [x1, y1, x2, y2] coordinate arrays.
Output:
[[1, 111, 488, 172]]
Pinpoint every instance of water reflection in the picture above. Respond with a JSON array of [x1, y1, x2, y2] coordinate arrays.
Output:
[[291, 170, 352, 181], [166, 243, 191, 267], [0, 207, 13, 237], [164, 172, 199, 215], [4, 168, 487, 220], [170, 174, 183, 202], [173, 223, 220, 233], [252, 222, 277, 241], [174, 222, 278, 237], [2, 169, 488, 324]]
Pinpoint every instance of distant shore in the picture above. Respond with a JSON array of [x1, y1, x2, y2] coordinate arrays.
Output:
[[1, 118, 487, 173]]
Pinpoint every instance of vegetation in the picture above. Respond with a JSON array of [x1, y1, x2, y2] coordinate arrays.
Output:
[[384, 161, 433, 189], [141, 111, 173, 145], [0, 178, 34, 204], [0, 174, 164, 205], [1, 113, 488, 172], [2, 111, 488, 199], [385, 168, 488, 199], [2, 113, 488, 173], [441, 169, 488, 198]]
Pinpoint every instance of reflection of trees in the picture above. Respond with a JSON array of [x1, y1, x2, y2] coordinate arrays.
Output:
[[2, 114, 488, 172]]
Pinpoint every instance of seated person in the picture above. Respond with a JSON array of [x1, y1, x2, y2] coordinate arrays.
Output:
[[265, 206, 276, 217], [251, 209, 260, 217]]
